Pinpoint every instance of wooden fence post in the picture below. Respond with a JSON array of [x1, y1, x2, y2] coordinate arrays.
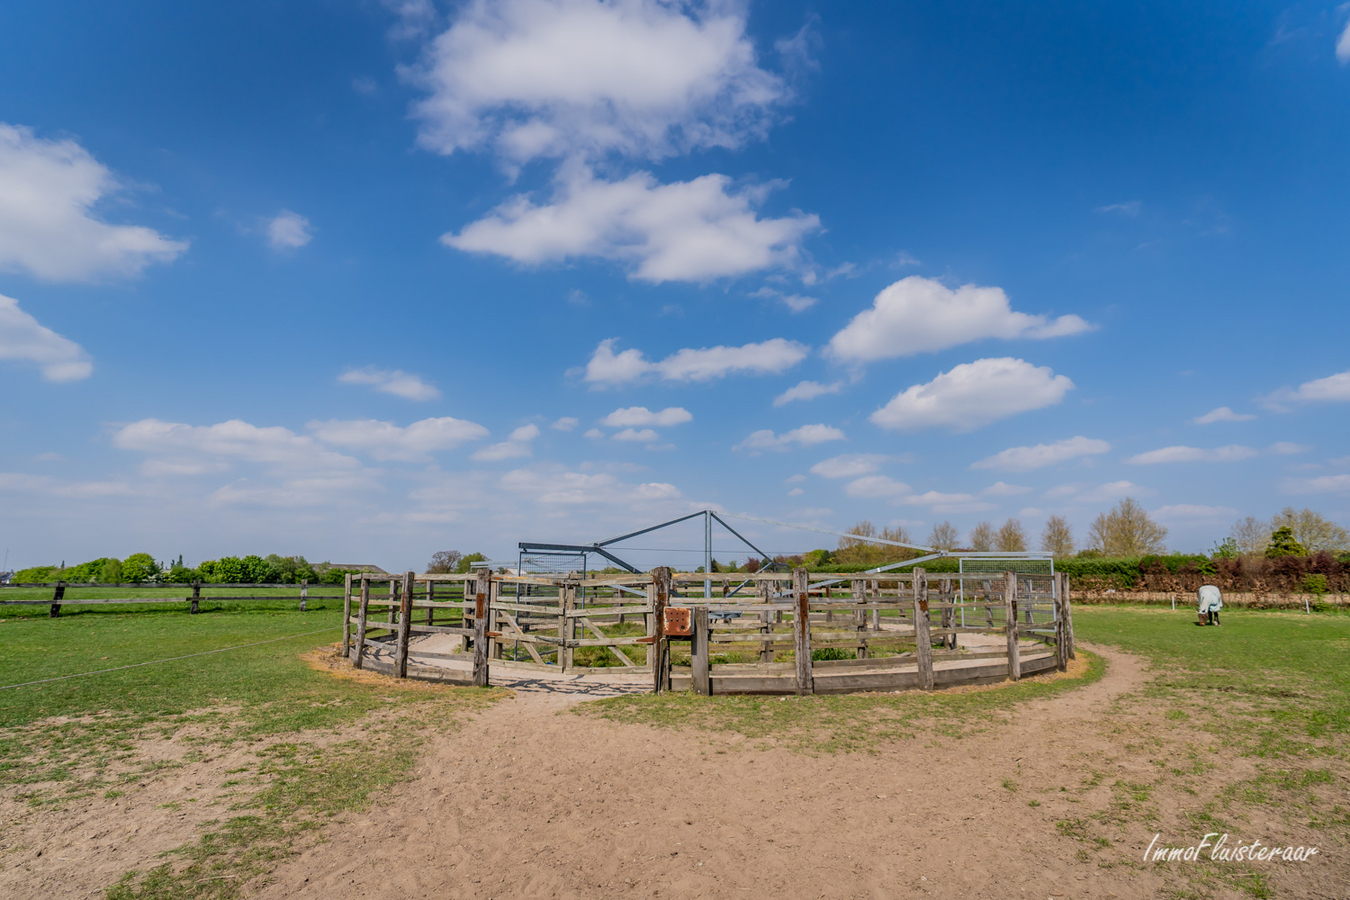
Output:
[[692, 606, 711, 696], [1060, 572, 1075, 660], [913, 568, 935, 691], [758, 581, 773, 663], [354, 577, 370, 668], [472, 569, 491, 687], [1005, 571, 1020, 681], [941, 576, 956, 650], [426, 579, 435, 625], [395, 571, 414, 678], [49, 581, 64, 618], [1053, 573, 1067, 672], [190, 581, 200, 615], [651, 567, 670, 694], [792, 567, 813, 696], [299, 578, 308, 612], [387, 579, 397, 629], [560, 582, 574, 672], [342, 573, 353, 657]]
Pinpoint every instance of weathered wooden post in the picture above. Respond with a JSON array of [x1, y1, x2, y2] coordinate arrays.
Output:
[[651, 566, 671, 694], [426, 579, 435, 626], [354, 577, 371, 668], [299, 578, 308, 612], [342, 573, 353, 657], [387, 579, 397, 629], [1005, 571, 1021, 682], [1052, 573, 1067, 672], [472, 568, 491, 687], [49, 581, 65, 618], [792, 567, 813, 696], [941, 577, 956, 650], [560, 582, 574, 672], [913, 568, 935, 691], [758, 581, 773, 663], [692, 606, 711, 696], [1060, 572, 1075, 660], [190, 581, 200, 615], [395, 571, 414, 678]]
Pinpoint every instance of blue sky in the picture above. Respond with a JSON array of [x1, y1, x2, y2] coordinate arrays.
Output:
[[2, 0, 1349, 571]]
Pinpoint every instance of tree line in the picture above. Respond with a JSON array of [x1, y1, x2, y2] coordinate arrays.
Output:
[[11, 554, 369, 585]]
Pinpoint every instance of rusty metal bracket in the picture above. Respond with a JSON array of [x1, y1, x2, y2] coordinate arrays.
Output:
[[663, 606, 693, 637]]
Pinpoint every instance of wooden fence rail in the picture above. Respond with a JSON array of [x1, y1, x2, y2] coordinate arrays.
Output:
[[0, 580, 337, 617]]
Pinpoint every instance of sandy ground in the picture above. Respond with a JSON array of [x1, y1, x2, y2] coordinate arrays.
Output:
[[250, 644, 1339, 900], [5, 646, 1344, 899]]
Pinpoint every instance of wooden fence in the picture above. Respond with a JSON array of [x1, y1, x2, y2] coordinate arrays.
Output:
[[344, 567, 1075, 695], [0, 581, 332, 616]]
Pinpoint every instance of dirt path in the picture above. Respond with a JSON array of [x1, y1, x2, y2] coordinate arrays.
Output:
[[253, 646, 1189, 900]]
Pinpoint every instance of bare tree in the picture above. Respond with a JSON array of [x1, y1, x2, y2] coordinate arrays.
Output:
[[1229, 516, 1271, 555], [880, 524, 913, 545], [1271, 507, 1350, 553], [1088, 498, 1168, 556], [927, 520, 959, 551], [968, 521, 995, 552], [1040, 515, 1074, 557], [994, 518, 1027, 552], [837, 520, 877, 552], [427, 550, 463, 574]]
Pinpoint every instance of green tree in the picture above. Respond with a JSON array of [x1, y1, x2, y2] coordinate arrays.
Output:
[[122, 552, 160, 583], [1264, 526, 1307, 558], [1271, 507, 1350, 553], [96, 558, 124, 584], [455, 552, 487, 574]]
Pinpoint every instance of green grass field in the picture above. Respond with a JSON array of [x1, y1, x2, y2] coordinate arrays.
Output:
[[2, 602, 1346, 899], [0, 606, 502, 899]]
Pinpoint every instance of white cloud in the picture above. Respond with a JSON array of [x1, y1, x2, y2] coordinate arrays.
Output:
[[266, 210, 313, 250], [1095, 201, 1141, 216], [446, 165, 819, 282], [500, 464, 680, 505], [551, 416, 579, 431], [0, 123, 188, 281], [1285, 474, 1350, 493], [1269, 442, 1308, 456], [871, 358, 1074, 432], [1127, 445, 1260, 465], [584, 336, 807, 386], [774, 379, 844, 406], [785, 473, 806, 483], [827, 276, 1092, 363], [1339, 18, 1350, 63], [971, 436, 1111, 471], [612, 427, 660, 442], [309, 417, 490, 462], [1193, 406, 1255, 424], [1262, 369, 1350, 410], [810, 454, 888, 479], [1154, 504, 1238, 520], [338, 366, 441, 401], [902, 491, 995, 514], [788, 486, 804, 496], [751, 285, 818, 312], [0, 292, 92, 382], [600, 406, 692, 427], [407, 0, 787, 164], [844, 475, 909, 498], [114, 419, 360, 470], [983, 481, 1031, 496], [472, 423, 541, 461], [583, 427, 605, 439], [1051, 480, 1152, 503], [472, 441, 533, 461], [735, 424, 845, 452]]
